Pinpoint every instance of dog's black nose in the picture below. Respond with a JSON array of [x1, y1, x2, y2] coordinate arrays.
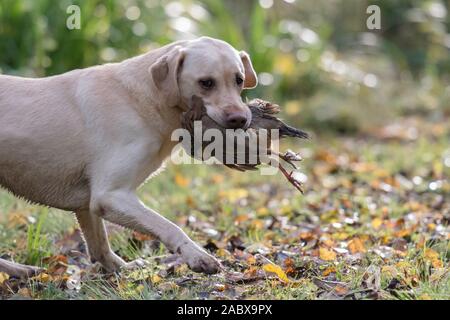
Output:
[[226, 114, 248, 129]]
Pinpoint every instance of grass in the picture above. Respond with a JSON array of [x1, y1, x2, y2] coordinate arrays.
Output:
[[0, 114, 448, 300]]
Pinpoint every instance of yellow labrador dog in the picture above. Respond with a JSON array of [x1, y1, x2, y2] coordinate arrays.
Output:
[[0, 37, 257, 276]]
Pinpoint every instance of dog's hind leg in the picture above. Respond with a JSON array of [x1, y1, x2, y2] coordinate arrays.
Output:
[[75, 211, 145, 272], [0, 258, 42, 278]]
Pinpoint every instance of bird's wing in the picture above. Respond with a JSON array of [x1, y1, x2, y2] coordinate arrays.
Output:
[[248, 99, 281, 115]]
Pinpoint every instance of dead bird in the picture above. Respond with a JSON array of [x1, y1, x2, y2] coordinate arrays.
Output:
[[180, 96, 309, 193]]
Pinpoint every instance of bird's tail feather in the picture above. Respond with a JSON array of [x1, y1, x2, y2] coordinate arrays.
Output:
[[279, 125, 309, 139]]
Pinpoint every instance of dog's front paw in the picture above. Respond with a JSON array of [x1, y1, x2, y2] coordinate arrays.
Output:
[[180, 244, 222, 274], [122, 258, 147, 270]]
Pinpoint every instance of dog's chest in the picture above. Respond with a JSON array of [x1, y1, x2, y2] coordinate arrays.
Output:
[[132, 135, 179, 189]]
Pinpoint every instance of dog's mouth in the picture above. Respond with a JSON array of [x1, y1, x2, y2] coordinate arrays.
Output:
[[187, 96, 252, 130], [206, 106, 252, 130]]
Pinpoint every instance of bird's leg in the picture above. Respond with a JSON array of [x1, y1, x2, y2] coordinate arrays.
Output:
[[278, 163, 304, 194], [272, 150, 303, 170]]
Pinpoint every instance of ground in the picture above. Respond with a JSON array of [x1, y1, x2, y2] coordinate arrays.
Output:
[[0, 115, 449, 300]]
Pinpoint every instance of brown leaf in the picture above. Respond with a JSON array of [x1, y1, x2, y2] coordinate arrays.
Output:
[[348, 238, 366, 254], [334, 285, 349, 296]]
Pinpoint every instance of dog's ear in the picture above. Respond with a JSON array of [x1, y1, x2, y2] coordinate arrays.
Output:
[[150, 46, 185, 106], [239, 51, 258, 89]]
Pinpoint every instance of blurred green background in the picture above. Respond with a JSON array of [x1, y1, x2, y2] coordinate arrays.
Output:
[[0, 0, 449, 133]]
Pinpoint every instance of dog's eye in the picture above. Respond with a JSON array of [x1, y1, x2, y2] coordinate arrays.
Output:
[[236, 75, 244, 86], [199, 78, 215, 90]]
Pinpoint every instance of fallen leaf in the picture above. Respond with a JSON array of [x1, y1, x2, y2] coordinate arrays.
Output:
[[211, 174, 224, 184], [135, 284, 145, 293], [174, 174, 190, 187], [7, 211, 29, 228], [133, 231, 154, 242], [214, 284, 226, 292], [256, 207, 269, 217], [33, 273, 52, 283], [246, 255, 257, 265], [371, 218, 383, 229], [0, 272, 9, 284], [221, 188, 249, 202], [424, 248, 443, 268], [334, 285, 349, 296], [322, 266, 336, 276], [263, 264, 290, 283], [319, 247, 337, 261], [17, 288, 32, 298], [150, 274, 162, 284], [348, 238, 366, 254]]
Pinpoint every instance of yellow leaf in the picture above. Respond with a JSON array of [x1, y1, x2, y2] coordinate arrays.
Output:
[[348, 238, 366, 254], [371, 218, 383, 229], [247, 255, 257, 265], [381, 235, 392, 245], [322, 266, 336, 276], [216, 248, 232, 259], [150, 274, 162, 284], [381, 265, 397, 277], [321, 237, 335, 247], [333, 232, 349, 240], [7, 211, 29, 228], [319, 247, 336, 261], [424, 249, 443, 268], [395, 228, 412, 238], [0, 272, 9, 284], [222, 188, 248, 202], [174, 174, 190, 187], [33, 273, 51, 283], [263, 264, 290, 283], [256, 207, 269, 217], [250, 219, 264, 230], [175, 264, 189, 274]]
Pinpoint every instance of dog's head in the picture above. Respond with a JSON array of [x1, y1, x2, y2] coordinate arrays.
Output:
[[150, 37, 258, 129]]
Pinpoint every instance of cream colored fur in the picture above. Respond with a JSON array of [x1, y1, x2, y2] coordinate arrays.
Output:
[[0, 37, 258, 276]]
